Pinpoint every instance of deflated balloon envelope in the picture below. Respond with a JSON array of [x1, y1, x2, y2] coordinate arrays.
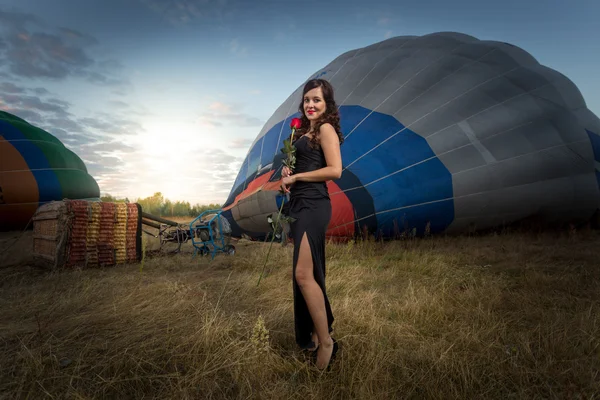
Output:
[[0, 110, 100, 231], [222, 31, 600, 239]]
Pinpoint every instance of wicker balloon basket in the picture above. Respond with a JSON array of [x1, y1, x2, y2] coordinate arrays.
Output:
[[32, 200, 142, 270]]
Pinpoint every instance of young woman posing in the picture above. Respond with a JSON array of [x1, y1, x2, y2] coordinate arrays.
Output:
[[281, 78, 344, 370]]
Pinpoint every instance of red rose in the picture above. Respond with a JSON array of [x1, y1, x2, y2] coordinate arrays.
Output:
[[290, 117, 301, 130]]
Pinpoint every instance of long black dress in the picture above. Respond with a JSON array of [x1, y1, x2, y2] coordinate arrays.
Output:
[[287, 134, 335, 350]]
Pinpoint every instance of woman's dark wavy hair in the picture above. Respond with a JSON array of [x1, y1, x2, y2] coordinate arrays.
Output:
[[294, 78, 344, 149]]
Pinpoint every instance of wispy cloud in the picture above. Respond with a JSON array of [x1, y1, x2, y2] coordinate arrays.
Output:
[[197, 101, 263, 129], [377, 17, 391, 26], [2, 92, 72, 118], [0, 82, 24, 93], [229, 38, 248, 57], [0, 80, 144, 188], [229, 137, 253, 149], [0, 8, 129, 89], [137, 0, 234, 26]]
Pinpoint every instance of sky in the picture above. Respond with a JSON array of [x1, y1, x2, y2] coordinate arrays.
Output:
[[0, 0, 598, 205]]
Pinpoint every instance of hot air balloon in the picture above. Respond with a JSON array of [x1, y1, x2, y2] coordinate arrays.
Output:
[[0, 110, 100, 231], [222, 31, 600, 240]]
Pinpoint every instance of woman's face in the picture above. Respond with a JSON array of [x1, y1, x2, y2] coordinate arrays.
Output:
[[303, 86, 326, 122]]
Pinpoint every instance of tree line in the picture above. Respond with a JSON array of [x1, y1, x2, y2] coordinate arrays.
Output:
[[100, 192, 223, 217]]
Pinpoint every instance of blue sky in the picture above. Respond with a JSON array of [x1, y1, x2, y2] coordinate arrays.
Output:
[[0, 0, 598, 204]]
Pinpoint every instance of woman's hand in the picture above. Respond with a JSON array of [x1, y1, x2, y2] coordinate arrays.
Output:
[[282, 166, 292, 178], [281, 175, 296, 193]]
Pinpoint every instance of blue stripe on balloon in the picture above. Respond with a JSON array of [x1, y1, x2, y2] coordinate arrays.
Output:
[[0, 120, 62, 203], [339, 105, 454, 236], [259, 112, 302, 170], [226, 160, 249, 205], [259, 121, 283, 168], [275, 193, 287, 209], [246, 137, 263, 179]]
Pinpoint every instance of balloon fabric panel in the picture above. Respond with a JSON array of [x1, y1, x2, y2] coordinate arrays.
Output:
[[586, 130, 600, 188], [0, 120, 62, 202]]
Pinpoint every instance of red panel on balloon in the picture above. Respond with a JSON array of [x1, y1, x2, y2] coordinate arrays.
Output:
[[326, 181, 355, 238]]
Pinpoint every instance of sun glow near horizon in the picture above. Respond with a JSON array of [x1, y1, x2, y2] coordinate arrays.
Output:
[[108, 116, 244, 205]]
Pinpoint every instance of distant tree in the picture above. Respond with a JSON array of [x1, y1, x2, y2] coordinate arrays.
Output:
[[100, 194, 127, 203], [104, 191, 223, 217]]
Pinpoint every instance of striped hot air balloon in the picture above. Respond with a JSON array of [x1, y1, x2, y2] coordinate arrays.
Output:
[[0, 110, 100, 231], [222, 31, 600, 240]]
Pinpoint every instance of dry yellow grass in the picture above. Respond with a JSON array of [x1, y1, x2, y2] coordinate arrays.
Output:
[[1, 227, 600, 399]]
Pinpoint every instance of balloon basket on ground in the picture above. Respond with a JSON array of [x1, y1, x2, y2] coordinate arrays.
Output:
[[141, 209, 234, 259], [32, 200, 143, 270]]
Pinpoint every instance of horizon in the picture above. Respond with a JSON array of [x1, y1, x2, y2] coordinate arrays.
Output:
[[1, 0, 598, 205]]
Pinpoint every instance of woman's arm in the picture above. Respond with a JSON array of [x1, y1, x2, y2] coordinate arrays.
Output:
[[293, 123, 342, 182]]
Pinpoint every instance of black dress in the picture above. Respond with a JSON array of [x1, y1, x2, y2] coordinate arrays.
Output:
[[288, 134, 335, 350]]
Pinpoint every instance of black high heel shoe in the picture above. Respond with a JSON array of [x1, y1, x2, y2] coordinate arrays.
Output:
[[306, 340, 319, 352], [327, 338, 339, 370]]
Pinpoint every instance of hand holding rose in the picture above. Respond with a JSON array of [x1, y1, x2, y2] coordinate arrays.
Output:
[[281, 174, 295, 193]]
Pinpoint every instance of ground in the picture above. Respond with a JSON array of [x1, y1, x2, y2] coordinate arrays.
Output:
[[0, 225, 599, 399]]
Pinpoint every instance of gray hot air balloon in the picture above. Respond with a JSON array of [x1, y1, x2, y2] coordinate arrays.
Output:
[[222, 31, 600, 239]]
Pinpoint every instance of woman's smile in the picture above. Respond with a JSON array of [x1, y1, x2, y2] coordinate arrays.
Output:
[[303, 87, 325, 121]]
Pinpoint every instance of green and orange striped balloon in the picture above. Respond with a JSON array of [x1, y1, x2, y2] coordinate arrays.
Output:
[[0, 110, 100, 231]]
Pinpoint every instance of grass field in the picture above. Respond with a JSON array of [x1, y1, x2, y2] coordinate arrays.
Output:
[[1, 226, 599, 399]]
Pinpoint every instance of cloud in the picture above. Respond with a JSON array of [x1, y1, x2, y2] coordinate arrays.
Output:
[[5, 31, 94, 79], [109, 100, 130, 108], [32, 87, 49, 95], [0, 8, 130, 89], [0, 81, 144, 192], [2, 92, 71, 118], [229, 38, 248, 56], [85, 141, 136, 153], [3, 109, 44, 124], [0, 82, 24, 93], [96, 139, 244, 204], [384, 30, 393, 39], [48, 128, 101, 146], [83, 71, 128, 87], [47, 97, 70, 108], [377, 17, 390, 26], [78, 116, 122, 132], [44, 117, 83, 132], [198, 101, 263, 129], [209, 101, 233, 113], [137, 0, 233, 26], [229, 137, 253, 149], [83, 113, 144, 136]]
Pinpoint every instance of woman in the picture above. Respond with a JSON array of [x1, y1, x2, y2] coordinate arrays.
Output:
[[281, 78, 343, 370]]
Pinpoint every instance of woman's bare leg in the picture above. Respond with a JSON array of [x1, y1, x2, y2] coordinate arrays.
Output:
[[295, 232, 334, 369]]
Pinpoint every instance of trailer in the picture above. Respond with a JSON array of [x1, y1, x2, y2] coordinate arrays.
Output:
[[189, 209, 235, 259], [142, 209, 235, 259]]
